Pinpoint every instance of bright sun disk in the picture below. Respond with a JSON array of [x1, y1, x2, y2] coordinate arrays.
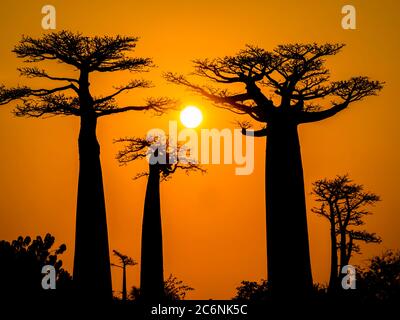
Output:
[[180, 106, 203, 128]]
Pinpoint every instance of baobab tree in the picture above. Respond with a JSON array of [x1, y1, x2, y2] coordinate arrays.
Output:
[[165, 43, 383, 297], [112, 250, 137, 301], [312, 175, 381, 292], [0, 31, 172, 300], [116, 136, 204, 302]]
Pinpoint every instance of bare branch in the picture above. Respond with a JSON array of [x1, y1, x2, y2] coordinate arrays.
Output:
[[94, 79, 152, 104], [93, 57, 153, 72], [333, 76, 384, 102], [29, 84, 79, 96], [297, 76, 383, 123], [13, 94, 80, 117], [1, 84, 79, 103], [297, 101, 349, 123], [164, 72, 267, 121], [348, 230, 382, 244], [0, 85, 32, 105], [97, 97, 175, 117], [236, 120, 269, 137], [18, 67, 79, 83], [192, 45, 275, 83], [115, 137, 150, 164]]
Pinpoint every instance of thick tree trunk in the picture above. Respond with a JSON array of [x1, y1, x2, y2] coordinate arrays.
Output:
[[265, 121, 313, 298], [73, 114, 112, 301], [140, 164, 165, 302]]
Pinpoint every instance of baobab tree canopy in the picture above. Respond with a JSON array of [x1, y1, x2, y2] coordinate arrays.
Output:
[[0, 30, 171, 116], [165, 43, 383, 129], [116, 136, 205, 180]]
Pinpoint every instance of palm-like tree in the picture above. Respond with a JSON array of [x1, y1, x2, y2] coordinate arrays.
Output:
[[112, 250, 137, 301]]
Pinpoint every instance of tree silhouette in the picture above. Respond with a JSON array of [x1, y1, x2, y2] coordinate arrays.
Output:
[[116, 136, 204, 302], [0, 31, 172, 300], [357, 250, 400, 303], [129, 274, 194, 301], [165, 43, 383, 297], [234, 279, 270, 302], [112, 250, 137, 301], [312, 175, 381, 292], [162, 274, 194, 301], [0, 234, 72, 301]]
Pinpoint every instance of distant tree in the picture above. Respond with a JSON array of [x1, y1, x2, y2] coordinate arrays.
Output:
[[165, 43, 383, 297], [357, 250, 400, 303], [312, 175, 381, 291], [0, 31, 173, 300], [111, 250, 137, 301], [116, 136, 204, 302], [129, 274, 194, 301], [0, 234, 72, 301], [233, 279, 270, 301]]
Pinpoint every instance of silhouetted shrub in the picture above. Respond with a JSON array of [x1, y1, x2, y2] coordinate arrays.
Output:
[[0, 234, 72, 302]]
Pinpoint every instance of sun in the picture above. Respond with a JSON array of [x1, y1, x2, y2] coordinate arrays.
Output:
[[180, 106, 203, 128]]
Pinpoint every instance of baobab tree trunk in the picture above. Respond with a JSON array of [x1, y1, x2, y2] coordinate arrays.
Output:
[[73, 113, 112, 301], [265, 120, 313, 298], [140, 164, 165, 302]]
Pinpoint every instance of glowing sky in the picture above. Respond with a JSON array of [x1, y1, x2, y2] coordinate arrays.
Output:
[[0, 0, 399, 299]]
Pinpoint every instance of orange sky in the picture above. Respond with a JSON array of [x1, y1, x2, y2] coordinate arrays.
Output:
[[0, 0, 399, 299]]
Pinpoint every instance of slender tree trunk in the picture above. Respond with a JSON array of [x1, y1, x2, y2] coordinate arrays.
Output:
[[140, 164, 165, 302], [339, 230, 347, 270], [328, 216, 338, 293], [345, 235, 353, 266], [265, 120, 313, 298], [73, 113, 112, 301], [122, 264, 127, 301], [338, 229, 348, 287]]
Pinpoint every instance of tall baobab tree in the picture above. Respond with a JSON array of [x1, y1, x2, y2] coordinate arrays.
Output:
[[112, 250, 137, 301], [0, 31, 172, 300], [312, 175, 381, 292], [116, 136, 204, 302], [165, 43, 383, 297]]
